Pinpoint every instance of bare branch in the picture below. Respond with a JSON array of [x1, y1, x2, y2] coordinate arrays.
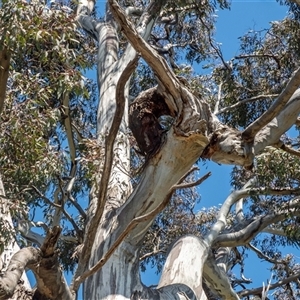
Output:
[[31, 185, 60, 208], [242, 66, 300, 142], [247, 243, 285, 265], [18, 220, 44, 246], [214, 200, 300, 247], [217, 94, 278, 115], [205, 186, 300, 246], [213, 82, 223, 114], [262, 227, 287, 237], [203, 250, 240, 300], [254, 89, 300, 154], [0, 247, 40, 300], [62, 92, 76, 163], [68, 194, 87, 220], [31, 185, 82, 239], [173, 171, 211, 190], [238, 271, 300, 298], [139, 249, 166, 262], [109, 0, 182, 115], [76, 54, 138, 282], [76, 0, 98, 41]]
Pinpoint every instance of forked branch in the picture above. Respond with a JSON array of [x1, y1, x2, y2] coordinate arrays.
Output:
[[109, 0, 182, 115]]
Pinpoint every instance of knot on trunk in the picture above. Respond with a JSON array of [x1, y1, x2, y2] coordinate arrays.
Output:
[[202, 126, 254, 169], [129, 87, 175, 156]]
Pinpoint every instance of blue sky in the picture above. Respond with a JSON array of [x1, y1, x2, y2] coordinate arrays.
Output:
[[26, 0, 295, 298], [141, 1, 297, 295]]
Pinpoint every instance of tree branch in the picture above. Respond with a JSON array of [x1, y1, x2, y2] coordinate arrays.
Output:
[[242, 66, 300, 142], [205, 187, 300, 246], [254, 89, 300, 154], [18, 220, 44, 247], [0, 247, 40, 300], [76, 0, 98, 41], [238, 271, 300, 298], [30, 226, 74, 300], [76, 54, 138, 282], [72, 188, 173, 292], [62, 92, 76, 163], [109, 0, 182, 115], [214, 201, 300, 247], [203, 250, 240, 300], [247, 243, 285, 265], [217, 94, 278, 115], [173, 171, 211, 190]]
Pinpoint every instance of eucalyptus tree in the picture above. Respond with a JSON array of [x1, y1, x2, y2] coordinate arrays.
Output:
[[1, 0, 300, 299]]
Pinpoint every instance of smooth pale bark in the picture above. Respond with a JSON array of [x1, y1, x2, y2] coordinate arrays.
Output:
[[254, 89, 300, 153], [0, 247, 39, 300], [0, 175, 32, 300], [80, 1, 300, 299], [3, 1, 300, 299], [79, 2, 169, 298], [157, 236, 208, 300]]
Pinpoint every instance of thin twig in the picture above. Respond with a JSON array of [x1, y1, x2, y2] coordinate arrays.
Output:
[[217, 94, 278, 115], [238, 271, 300, 297], [173, 171, 211, 190], [273, 142, 300, 158]]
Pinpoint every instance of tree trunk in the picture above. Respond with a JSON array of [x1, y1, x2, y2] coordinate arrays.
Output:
[[0, 175, 32, 300]]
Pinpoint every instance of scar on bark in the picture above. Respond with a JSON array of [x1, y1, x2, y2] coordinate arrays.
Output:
[[202, 127, 254, 169], [129, 86, 175, 156]]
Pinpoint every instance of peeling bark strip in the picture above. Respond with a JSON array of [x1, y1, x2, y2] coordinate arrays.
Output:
[[129, 86, 174, 155], [0, 48, 10, 115], [0, 247, 39, 300], [202, 126, 254, 168], [31, 227, 73, 300]]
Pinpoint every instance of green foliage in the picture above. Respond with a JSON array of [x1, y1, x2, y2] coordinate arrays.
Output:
[[0, 0, 96, 270], [214, 16, 300, 128], [1, 0, 300, 298]]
